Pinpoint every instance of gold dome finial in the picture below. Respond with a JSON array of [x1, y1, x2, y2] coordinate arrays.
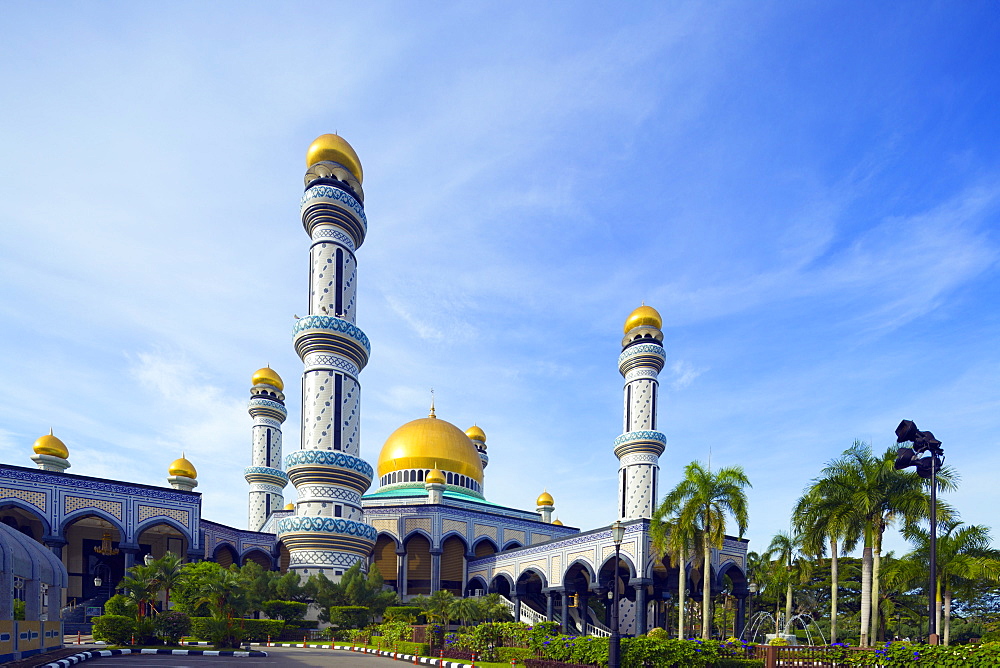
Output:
[[623, 304, 662, 333], [306, 134, 363, 183], [466, 424, 486, 443], [168, 452, 198, 479], [537, 489, 554, 507], [429, 389, 436, 418], [251, 366, 284, 391], [33, 429, 69, 459], [552, 517, 564, 526], [283, 502, 295, 510], [426, 462, 446, 485]]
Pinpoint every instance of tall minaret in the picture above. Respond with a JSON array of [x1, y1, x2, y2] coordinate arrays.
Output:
[[245, 367, 289, 531], [277, 135, 377, 580], [614, 305, 667, 520]]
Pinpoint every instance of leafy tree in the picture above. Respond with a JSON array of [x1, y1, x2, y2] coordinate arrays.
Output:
[[153, 552, 185, 611], [793, 480, 862, 644], [814, 441, 956, 645], [306, 562, 398, 624], [651, 511, 700, 639], [657, 461, 750, 640], [262, 599, 308, 623], [903, 519, 1000, 644], [118, 563, 160, 619], [171, 561, 227, 616], [765, 531, 812, 635]]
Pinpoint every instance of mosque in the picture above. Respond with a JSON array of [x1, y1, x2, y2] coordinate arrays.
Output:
[[0, 135, 749, 659]]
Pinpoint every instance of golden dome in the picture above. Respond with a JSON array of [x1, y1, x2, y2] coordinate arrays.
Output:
[[537, 490, 554, 507], [552, 518, 564, 526], [377, 415, 484, 483], [251, 366, 284, 391], [624, 304, 662, 333], [466, 425, 486, 443], [33, 430, 68, 458], [284, 502, 295, 510], [426, 468, 446, 485], [168, 453, 197, 479], [306, 134, 363, 183]]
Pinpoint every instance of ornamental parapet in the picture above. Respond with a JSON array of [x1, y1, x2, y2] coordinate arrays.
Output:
[[618, 343, 666, 375], [293, 316, 370, 369], [613, 430, 667, 459], [248, 397, 288, 420], [243, 466, 289, 487], [300, 184, 367, 246], [277, 516, 377, 557], [285, 450, 373, 495]]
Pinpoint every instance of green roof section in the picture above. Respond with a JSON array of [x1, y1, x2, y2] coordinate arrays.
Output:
[[363, 487, 504, 507]]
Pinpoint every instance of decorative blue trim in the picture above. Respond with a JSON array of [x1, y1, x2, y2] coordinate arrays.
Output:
[[301, 185, 367, 226], [292, 315, 371, 353], [285, 450, 374, 478], [248, 398, 288, 415], [613, 430, 667, 447], [277, 516, 377, 540], [243, 466, 289, 481], [618, 343, 666, 361]]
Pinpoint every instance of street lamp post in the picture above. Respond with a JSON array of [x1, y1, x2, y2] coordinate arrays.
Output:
[[894, 419, 944, 646], [609, 521, 625, 668]]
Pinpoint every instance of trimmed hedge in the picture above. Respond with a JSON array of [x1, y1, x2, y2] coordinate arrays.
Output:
[[497, 647, 534, 663], [188, 617, 285, 643], [385, 606, 423, 623], [329, 605, 370, 629], [92, 615, 136, 645], [391, 640, 430, 656]]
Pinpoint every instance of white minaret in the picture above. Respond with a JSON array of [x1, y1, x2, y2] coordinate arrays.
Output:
[[277, 134, 377, 580], [614, 305, 667, 520], [245, 367, 289, 531]]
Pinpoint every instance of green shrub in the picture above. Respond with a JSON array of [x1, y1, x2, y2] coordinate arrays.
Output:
[[13, 600, 25, 621], [262, 600, 308, 623], [240, 619, 287, 642], [289, 619, 319, 630], [374, 620, 413, 643], [385, 606, 423, 623], [646, 627, 669, 639], [329, 605, 370, 629], [497, 646, 534, 663], [103, 594, 137, 618], [189, 617, 282, 645], [392, 640, 430, 655], [92, 615, 136, 645], [153, 611, 191, 644]]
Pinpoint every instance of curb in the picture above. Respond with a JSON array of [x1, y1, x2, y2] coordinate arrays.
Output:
[[42, 648, 269, 666]]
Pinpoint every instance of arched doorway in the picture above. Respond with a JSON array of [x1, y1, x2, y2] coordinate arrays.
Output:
[[515, 568, 547, 617], [405, 533, 432, 596], [278, 541, 290, 574], [0, 504, 47, 542], [242, 549, 272, 570], [472, 538, 498, 559], [213, 543, 239, 568], [62, 514, 125, 604], [371, 534, 399, 590], [440, 535, 467, 596]]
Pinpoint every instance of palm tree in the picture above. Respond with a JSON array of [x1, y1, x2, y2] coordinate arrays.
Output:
[[816, 441, 956, 646], [651, 511, 699, 639], [119, 563, 160, 619], [764, 532, 812, 636], [153, 552, 185, 611], [793, 478, 862, 644], [658, 461, 751, 640], [903, 520, 1000, 644]]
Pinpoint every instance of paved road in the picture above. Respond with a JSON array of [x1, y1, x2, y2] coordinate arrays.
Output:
[[76, 646, 430, 666]]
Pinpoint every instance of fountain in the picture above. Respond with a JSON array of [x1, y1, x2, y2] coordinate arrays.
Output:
[[739, 611, 828, 646]]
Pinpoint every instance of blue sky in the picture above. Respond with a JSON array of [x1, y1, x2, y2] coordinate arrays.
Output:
[[1, 3, 999, 559]]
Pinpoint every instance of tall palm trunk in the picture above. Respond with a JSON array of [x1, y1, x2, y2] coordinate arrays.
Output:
[[870, 528, 883, 642], [860, 540, 873, 647], [829, 536, 839, 644], [782, 581, 793, 634], [677, 545, 686, 639], [702, 535, 711, 640], [944, 586, 952, 645]]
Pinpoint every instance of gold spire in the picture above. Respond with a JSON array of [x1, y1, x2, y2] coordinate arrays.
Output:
[[429, 389, 436, 418], [305, 134, 363, 183], [168, 452, 198, 479], [33, 429, 69, 458]]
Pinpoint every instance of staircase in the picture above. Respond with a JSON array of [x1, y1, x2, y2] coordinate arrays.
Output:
[[499, 595, 611, 637], [61, 595, 107, 635]]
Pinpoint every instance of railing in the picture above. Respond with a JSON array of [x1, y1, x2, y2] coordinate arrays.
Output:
[[499, 594, 610, 637], [586, 623, 611, 638]]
